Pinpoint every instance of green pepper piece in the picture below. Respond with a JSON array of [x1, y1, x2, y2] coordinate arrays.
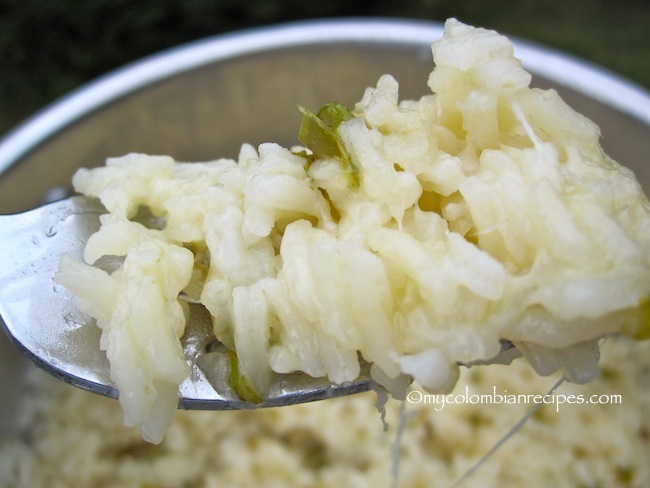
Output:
[[316, 102, 353, 131], [297, 102, 352, 166], [227, 349, 263, 404], [633, 297, 650, 339]]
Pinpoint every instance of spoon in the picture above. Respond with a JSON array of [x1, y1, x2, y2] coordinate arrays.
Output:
[[0, 197, 517, 410], [0, 197, 374, 409]]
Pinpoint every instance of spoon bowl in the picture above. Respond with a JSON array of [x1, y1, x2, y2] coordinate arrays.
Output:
[[0, 196, 374, 409]]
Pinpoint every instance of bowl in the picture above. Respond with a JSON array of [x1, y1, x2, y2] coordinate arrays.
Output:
[[1, 17, 650, 478]]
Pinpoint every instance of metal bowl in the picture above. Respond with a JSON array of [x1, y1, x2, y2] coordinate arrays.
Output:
[[1, 18, 650, 443]]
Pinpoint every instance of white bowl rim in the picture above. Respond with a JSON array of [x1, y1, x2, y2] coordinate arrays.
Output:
[[0, 17, 649, 177]]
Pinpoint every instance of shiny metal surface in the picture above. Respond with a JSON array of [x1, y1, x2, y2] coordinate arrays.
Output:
[[1, 19, 650, 441], [0, 197, 373, 410], [0, 198, 110, 395]]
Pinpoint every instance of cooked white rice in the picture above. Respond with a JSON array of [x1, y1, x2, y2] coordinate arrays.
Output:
[[53, 18, 650, 444], [2, 335, 648, 487]]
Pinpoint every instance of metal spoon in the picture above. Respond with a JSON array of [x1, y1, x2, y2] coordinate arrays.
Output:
[[0, 197, 517, 410], [0, 197, 370, 409]]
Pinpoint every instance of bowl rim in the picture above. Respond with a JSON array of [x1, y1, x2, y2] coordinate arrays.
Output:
[[1, 17, 649, 179]]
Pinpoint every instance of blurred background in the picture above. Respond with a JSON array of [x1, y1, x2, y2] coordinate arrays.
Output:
[[1, 0, 649, 138]]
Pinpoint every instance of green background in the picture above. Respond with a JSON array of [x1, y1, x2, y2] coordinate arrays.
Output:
[[1, 0, 649, 138]]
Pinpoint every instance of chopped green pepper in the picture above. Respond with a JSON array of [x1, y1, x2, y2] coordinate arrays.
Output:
[[634, 297, 650, 339], [296, 102, 359, 188], [622, 297, 650, 340], [227, 349, 263, 404], [297, 102, 353, 166]]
